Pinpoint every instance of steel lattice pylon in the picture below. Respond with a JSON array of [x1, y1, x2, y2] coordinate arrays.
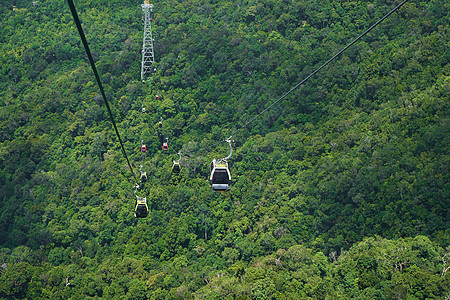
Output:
[[141, 1, 155, 81]]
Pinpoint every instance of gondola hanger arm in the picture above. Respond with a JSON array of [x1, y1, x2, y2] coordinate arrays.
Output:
[[223, 136, 233, 161]]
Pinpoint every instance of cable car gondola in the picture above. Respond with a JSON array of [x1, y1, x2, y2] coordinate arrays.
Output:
[[172, 152, 182, 174], [134, 195, 148, 218], [162, 137, 169, 151], [140, 171, 147, 183], [172, 162, 181, 173], [209, 159, 231, 191], [209, 138, 233, 191]]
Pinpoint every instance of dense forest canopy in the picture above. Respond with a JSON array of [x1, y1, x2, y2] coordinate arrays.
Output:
[[0, 0, 449, 298]]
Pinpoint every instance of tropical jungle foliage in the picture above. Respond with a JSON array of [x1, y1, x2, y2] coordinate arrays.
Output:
[[0, 0, 449, 298]]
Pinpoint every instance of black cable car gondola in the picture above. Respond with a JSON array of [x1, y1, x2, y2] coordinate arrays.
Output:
[[172, 161, 181, 173], [172, 152, 182, 174], [140, 171, 147, 183], [134, 195, 148, 218]]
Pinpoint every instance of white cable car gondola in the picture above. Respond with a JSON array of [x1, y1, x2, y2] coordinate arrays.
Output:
[[209, 159, 231, 191], [209, 138, 233, 192]]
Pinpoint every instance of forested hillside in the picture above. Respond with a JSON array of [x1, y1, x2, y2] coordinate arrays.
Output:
[[0, 0, 449, 298]]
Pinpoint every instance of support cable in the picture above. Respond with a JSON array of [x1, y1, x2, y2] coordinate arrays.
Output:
[[231, 0, 409, 135], [183, 0, 409, 159], [67, 0, 139, 185]]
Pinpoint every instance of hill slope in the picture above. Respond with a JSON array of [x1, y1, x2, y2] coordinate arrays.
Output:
[[0, 0, 449, 298]]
